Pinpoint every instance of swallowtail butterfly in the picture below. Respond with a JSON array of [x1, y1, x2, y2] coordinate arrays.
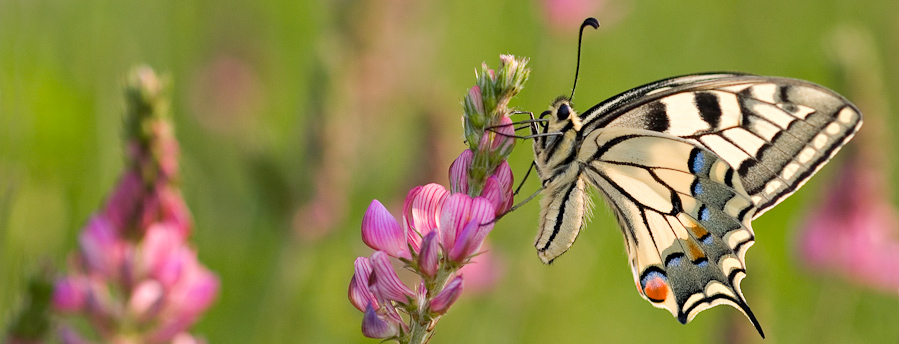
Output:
[[529, 18, 862, 337]]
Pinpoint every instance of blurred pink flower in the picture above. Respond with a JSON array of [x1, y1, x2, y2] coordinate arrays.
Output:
[[457, 242, 503, 294], [799, 155, 899, 292], [54, 66, 218, 343], [542, 0, 603, 32]]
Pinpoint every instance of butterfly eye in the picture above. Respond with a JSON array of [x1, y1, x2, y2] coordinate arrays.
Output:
[[556, 104, 571, 120]]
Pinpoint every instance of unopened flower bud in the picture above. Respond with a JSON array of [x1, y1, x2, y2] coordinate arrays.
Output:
[[449, 150, 473, 194], [491, 116, 516, 157], [430, 276, 464, 315], [480, 176, 505, 215], [467, 85, 485, 115], [418, 231, 440, 278]]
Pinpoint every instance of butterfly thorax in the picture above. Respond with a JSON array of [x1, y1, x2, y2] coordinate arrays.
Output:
[[532, 98, 587, 184]]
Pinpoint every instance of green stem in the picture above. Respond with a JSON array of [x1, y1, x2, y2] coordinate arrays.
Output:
[[407, 267, 455, 344]]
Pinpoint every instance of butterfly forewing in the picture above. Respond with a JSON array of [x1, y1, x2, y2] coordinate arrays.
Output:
[[584, 75, 863, 216], [532, 74, 861, 336]]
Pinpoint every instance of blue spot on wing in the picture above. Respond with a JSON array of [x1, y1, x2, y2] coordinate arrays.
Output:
[[691, 180, 703, 196], [666, 256, 683, 267], [701, 234, 713, 246], [689, 149, 705, 174], [641, 270, 668, 288], [696, 259, 709, 268], [699, 205, 711, 221]]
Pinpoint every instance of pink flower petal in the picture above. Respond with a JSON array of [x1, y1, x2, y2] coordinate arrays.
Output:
[[348, 257, 379, 312], [439, 193, 473, 252], [410, 184, 449, 246], [361, 304, 399, 339], [449, 198, 495, 262], [361, 200, 411, 260], [369, 251, 415, 304], [480, 176, 504, 215]]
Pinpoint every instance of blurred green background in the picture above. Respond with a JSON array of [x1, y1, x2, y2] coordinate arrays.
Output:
[[2, 0, 898, 343]]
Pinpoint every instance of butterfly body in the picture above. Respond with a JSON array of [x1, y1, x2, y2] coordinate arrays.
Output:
[[531, 73, 862, 336]]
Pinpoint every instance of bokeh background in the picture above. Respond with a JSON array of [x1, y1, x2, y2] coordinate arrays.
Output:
[[2, 0, 898, 343]]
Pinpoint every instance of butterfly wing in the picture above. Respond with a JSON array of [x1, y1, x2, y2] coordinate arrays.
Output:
[[580, 75, 863, 216], [581, 127, 764, 335]]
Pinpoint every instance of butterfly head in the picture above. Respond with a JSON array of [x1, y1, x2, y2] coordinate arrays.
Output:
[[544, 97, 583, 132]]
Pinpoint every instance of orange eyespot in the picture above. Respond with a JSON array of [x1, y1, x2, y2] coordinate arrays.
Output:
[[641, 271, 669, 302]]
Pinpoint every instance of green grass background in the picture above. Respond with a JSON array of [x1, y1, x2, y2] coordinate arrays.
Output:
[[2, 0, 898, 343]]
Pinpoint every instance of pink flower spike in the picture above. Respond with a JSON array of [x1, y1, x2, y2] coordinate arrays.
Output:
[[408, 184, 450, 251], [361, 304, 399, 339], [349, 257, 379, 312], [362, 200, 411, 260], [430, 275, 464, 315], [369, 251, 415, 303], [439, 193, 474, 252], [52, 276, 88, 313], [78, 215, 123, 278], [449, 150, 473, 194], [418, 231, 440, 278]]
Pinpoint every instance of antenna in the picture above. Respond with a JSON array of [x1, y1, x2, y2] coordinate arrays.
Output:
[[570, 17, 600, 100]]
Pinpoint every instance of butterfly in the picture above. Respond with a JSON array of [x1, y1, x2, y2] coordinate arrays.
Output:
[[528, 18, 862, 337]]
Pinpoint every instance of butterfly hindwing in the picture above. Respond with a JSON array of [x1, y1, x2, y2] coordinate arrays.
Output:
[[581, 128, 762, 333]]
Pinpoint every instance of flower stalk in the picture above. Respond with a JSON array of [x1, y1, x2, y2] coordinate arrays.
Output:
[[348, 55, 529, 343]]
